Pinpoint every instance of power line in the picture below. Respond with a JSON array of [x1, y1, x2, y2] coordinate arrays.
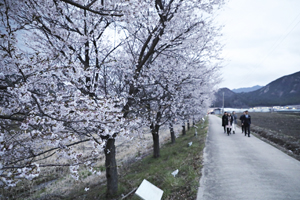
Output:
[[259, 12, 300, 65]]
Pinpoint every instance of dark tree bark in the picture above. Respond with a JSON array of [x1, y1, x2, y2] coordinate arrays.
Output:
[[187, 119, 190, 130], [150, 111, 162, 158], [151, 123, 160, 158], [104, 138, 118, 196], [182, 123, 186, 135], [169, 123, 176, 144]]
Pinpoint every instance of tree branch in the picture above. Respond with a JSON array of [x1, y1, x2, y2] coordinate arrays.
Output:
[[59, 0, 123, 16]]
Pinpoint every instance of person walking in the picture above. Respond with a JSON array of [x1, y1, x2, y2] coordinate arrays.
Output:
[[242, 110, 251, 137], [225, 113, 233, 136], [239, 111, 245, 134], [222, 112, 228, 133], [232, 111, 237, 134]]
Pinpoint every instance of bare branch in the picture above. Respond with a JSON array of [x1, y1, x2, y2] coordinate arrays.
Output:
[[59, 0, 123, 16]]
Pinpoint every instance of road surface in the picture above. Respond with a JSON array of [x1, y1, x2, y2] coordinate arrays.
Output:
[[197, 114, 300, 200]]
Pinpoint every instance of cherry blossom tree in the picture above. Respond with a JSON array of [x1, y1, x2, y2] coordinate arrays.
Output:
[[120, 0, 224, 157], [0, 0, 133, 195], [0, 0, 224, 196]]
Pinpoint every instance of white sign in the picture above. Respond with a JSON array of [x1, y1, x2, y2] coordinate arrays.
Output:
[[171, 169, 179, 177], [135, 179, 164, 200]]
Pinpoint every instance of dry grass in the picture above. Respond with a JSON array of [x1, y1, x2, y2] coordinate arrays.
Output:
[[1, 122, 185, 200], [66, 120, 208, 200]]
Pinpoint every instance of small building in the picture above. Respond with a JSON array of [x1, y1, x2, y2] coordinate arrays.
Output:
[[213, 108, 222, 115]]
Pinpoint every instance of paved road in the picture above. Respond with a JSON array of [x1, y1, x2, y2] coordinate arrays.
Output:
[[197, 115, 300, 200]]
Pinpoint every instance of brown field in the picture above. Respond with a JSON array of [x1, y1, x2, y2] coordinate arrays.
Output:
[[236, 112, 300, 160]]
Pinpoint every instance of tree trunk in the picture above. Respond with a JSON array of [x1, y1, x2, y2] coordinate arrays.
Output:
[[104, 138, 118, 196], [187, 119, 190, 130], [150, 111, 162, 158], [182, 124, 186, 135], [169, 123, 175, 144], [151, 123, 160, 158]]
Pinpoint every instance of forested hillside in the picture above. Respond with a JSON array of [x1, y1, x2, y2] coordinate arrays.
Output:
[[213, 71, 300, 107]]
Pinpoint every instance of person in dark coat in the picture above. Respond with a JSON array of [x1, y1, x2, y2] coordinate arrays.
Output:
[[225, 113, 233, 135], [222, 112, 228, 133], [239, 111, 245, 134], [242, 110, 251, 137]]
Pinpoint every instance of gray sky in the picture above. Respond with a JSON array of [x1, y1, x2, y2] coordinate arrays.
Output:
[[216, 0, 300, 90]]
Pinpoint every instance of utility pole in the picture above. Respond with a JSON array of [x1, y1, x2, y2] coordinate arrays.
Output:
[[222, 92, 224, 114]]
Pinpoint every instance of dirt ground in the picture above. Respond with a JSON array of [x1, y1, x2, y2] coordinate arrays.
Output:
[[236, 112, 300, 160]]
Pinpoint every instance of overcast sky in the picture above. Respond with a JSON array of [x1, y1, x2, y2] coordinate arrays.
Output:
[[215, 0, 300, 90]]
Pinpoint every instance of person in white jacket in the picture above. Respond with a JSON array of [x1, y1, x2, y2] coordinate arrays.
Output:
[[231, 111, 237, 134], [225, 113, 233, 135]]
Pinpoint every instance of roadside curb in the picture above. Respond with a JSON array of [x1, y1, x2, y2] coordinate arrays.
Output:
[[196, 116, 210, 200]]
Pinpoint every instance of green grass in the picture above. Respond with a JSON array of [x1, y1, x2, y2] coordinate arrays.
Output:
[[69, 119, 208, 200]]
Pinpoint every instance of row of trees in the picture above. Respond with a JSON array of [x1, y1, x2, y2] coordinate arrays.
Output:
[[0, 0, 223, 196]]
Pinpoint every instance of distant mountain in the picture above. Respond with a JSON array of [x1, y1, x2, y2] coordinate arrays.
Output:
[[244, 71, 300, 106], [212, 88, 248, 108], [232, 85, 263, 93], [213, 71, 300, 107]]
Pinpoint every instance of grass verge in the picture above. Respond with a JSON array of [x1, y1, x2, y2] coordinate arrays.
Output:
[[68, 119, 208, 200]]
